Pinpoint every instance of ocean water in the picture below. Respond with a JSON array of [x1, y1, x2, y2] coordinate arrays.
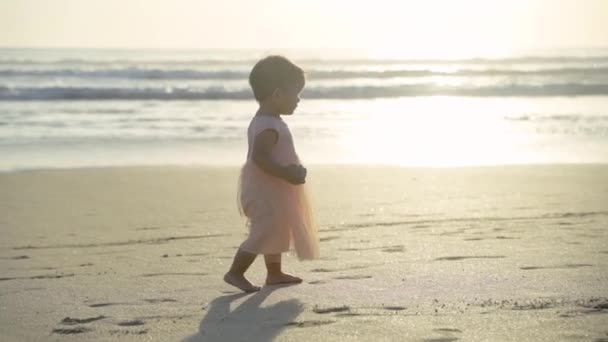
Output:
[[1, 48, 608, 170]]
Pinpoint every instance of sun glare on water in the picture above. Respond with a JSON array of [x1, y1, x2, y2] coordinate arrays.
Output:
[[336, 97, 534, 167]]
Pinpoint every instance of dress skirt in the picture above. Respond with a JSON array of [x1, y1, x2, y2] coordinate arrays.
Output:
[[237, 161, 319, 260]]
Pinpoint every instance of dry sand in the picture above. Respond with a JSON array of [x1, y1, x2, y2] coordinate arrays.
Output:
[[0, 165, 607, 341]]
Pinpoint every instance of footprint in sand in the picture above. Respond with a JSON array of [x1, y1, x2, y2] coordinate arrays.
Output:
[[88, 298, 176, 309], [110, 329, 148, 335], [284, 320, 336, 328], [434, 328, 462, 333], [0, 255, 30, 260], [118, 320, 145, 327], [143, 298, 177, 304], [411, 224, 430, 229], [423, 338, 459, 342], [30, 273, 75, 279], [333, 275, 372, 280], [13, 234, 228, 250], [580, 299, 608, 311], [52, 327, 93, 335], [1, 273, 75, 282], [382, 245, 405, 253], [348, 265, 374, 270], [318, 257, 339, 261], [52, 316, 107, 335], [312, 264, 374, 273], [435, 256, 505, 261], [139, 272, 208, 277], [60, 316, 106, 325], [88, 302, 127, 308], [339, 247, 364, 251], [320, 236, 340, 242], [557, 221, 575, 226], [334, 312, 362, 317], [562, 300, 608, 318], [313, 306, 350, 314], [135, 226, 161, 231], [520, 264, 593, 270], [511, 299, 561, 310], [384, 306, 407, 311]]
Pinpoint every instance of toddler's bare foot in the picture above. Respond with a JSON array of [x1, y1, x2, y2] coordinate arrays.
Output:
[[266, 272, 303, 285], [224, 272, 260, 293]]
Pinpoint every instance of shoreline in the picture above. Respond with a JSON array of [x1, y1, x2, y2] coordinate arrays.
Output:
[[3, 161, 608, 173]]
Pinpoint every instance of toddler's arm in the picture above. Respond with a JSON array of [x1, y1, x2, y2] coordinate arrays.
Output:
[[252, 129, 305, 184]]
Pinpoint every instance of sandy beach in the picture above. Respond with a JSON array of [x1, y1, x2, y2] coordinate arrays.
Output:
[[1, 165, 607, 341]]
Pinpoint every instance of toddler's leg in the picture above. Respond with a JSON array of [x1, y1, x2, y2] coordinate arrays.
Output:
[[224, 248, 260, 293], [264, 254, 303, 285]]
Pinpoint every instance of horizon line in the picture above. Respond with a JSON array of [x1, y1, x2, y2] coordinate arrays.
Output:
[[2, 45, 608, 51]]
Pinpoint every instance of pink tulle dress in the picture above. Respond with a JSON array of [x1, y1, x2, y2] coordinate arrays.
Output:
[[238, 115, 319, 260]]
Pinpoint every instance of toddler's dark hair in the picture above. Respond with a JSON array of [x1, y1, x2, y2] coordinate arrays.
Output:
[[249, 56, 305, 102]]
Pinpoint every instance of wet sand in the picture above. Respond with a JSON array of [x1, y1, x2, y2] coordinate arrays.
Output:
[[0, 165, 607, 341]]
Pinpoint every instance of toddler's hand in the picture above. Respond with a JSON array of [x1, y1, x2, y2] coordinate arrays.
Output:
[[283, 164, 306, 185]]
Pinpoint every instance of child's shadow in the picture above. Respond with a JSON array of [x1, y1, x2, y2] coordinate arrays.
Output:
[[183, 286, 303, 342]]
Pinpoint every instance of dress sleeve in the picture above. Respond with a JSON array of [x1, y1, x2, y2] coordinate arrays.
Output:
[[250, 116, 281, 139]]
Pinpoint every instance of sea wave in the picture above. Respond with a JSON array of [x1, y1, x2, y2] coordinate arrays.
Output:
[[3, 83, 608, 101], [1, 66, 607, 80]]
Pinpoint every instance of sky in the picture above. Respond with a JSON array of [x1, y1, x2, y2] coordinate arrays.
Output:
[[1, 0, 607, 54]]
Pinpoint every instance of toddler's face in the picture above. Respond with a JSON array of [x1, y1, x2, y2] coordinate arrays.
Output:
[[277, 87, 301, 115]]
